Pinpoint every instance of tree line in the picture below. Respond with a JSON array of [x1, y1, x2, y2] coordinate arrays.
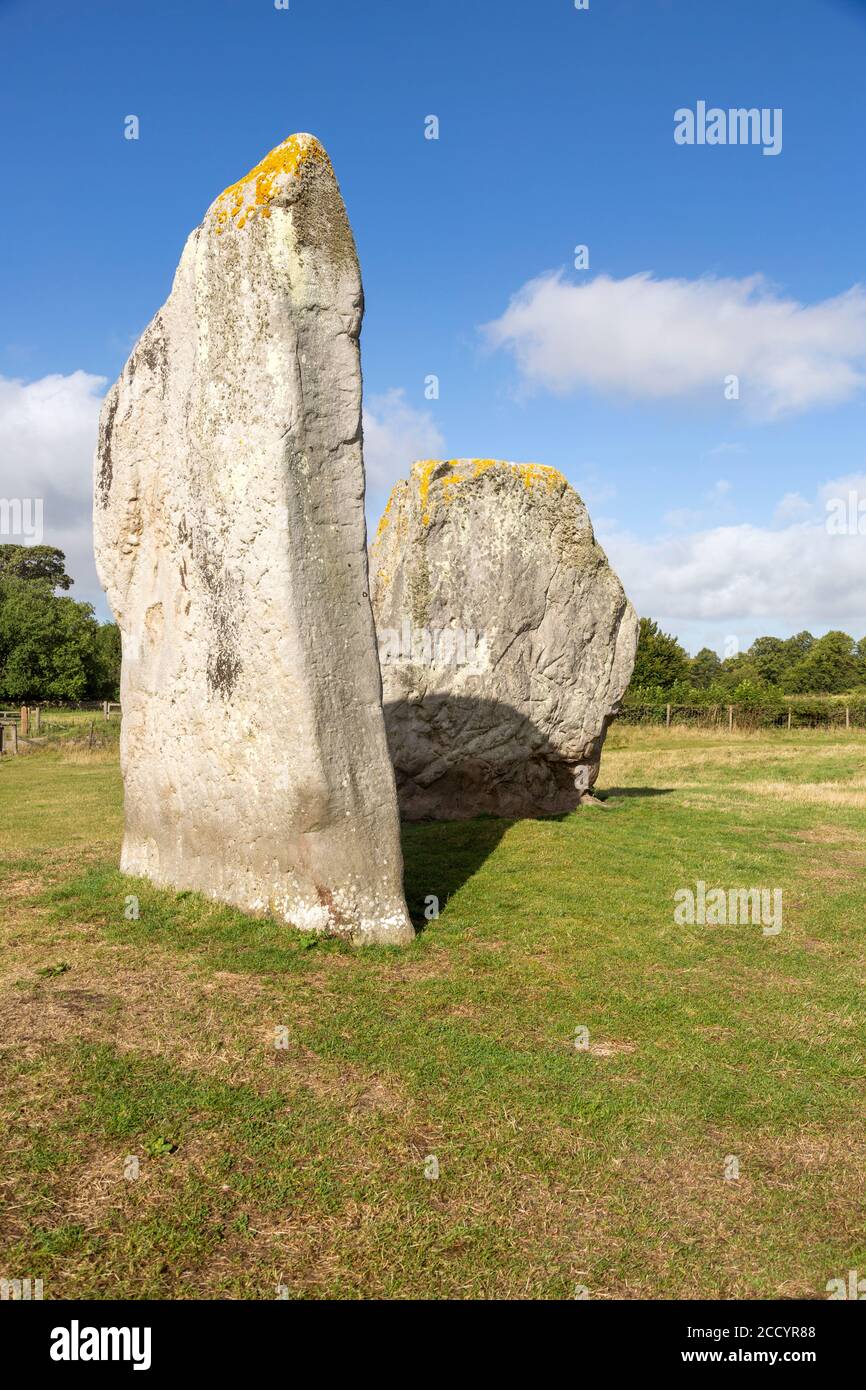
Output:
[[0, 546, 120, 703], [629, 618, 866, 706]]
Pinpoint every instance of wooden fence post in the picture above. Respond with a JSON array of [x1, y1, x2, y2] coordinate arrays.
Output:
[[34, 706, 40, 734], [20, 706, 28, 738], [787, 710, 792, 731], [666, 703, 671, 728], [846, 706, 850, 730], [728, 704, 734, 734], [89, 720, 95, 749], [103, 700, 109, 721]]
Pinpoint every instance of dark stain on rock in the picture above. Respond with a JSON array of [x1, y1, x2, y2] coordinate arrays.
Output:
[[207, 646, 242, 699], [96, 390, 119, 505], [193, 528, 243, 700], [138, 316, 169, 390], [293, 159, 358, 273]]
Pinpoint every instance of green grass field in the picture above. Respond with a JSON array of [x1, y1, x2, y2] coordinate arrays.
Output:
[[1, 723, 865, 1299]]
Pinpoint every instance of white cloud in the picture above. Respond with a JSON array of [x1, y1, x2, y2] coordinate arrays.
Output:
[[662, 478, 732, 529], [484, 271, 866, 419], [774, 491, 812, 523], [707, 478, 731, 501], [363, 388, 444, 491], [0, 371, 106, 607], [598, 473, 866, 652]]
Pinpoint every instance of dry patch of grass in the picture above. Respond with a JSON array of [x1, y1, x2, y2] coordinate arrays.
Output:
[[744, 780, 866, 808]]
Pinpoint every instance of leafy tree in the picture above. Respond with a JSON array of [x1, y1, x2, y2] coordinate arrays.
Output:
[[782, 631, 859, 695], [625, 620, 863, 704], [689, 647, 722, 687], [0, 577, 99, 702], [0, 544, 73, 590], [747, 636, 790, 686], [630, 618, 690, 691], [783, 631, 814, 663], [0, 547, 122, 703], [716, 653, 765, 692], [92, 622, 121, 700]]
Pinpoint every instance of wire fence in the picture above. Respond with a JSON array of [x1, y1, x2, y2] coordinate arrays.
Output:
[[0, 703, 121, 755], [619, 702, 866, 731], [3, 699, 865, 756]]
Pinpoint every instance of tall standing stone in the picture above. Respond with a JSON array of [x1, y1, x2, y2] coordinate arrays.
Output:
[[94, 135, 413, 944], [371, 459, 638, 819]]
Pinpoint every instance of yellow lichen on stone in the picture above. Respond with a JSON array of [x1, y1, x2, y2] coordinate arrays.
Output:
[[470, 458, 500, 480], [210, 134, 331, 235], [515, 462, 565, 492], [414, 459, 443, 526], [374, 492, 395, 543], [411, 458, 563, 524]]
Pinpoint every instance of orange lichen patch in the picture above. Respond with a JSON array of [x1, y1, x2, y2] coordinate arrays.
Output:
[[210, 134, 330, 235], [414, 459, 441, 526], [515, 462, 564, 492], [373, 492, 395, 544], [411, 458, 565, 524]]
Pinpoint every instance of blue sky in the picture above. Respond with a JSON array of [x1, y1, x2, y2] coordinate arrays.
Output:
[[2, 0, 865, 652]]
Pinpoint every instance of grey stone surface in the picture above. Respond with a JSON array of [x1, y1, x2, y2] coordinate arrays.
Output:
[[370, 459, 638, 819], [94, 134, 413, 944]]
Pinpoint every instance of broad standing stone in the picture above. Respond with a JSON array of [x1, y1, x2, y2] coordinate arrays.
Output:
[[94, 135, 413, 944], [370, 459, 638, 819]]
